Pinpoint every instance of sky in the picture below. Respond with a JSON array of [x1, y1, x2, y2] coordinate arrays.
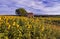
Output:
[[0, 0, 60, 15]]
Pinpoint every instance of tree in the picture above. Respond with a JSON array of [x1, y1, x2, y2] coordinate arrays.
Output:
[[15, 8, 27, 16]]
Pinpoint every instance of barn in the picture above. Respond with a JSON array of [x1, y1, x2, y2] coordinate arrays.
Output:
[[26, 13, 34, 18]]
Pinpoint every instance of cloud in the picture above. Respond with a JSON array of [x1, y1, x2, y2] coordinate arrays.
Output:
[[0, 0, 60, 15]]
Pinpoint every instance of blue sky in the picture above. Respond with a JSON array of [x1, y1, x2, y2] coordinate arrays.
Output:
[[0, 0, 60, 15]]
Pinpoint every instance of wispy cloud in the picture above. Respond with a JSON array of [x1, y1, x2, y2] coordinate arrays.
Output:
[[0, 0, 60, 15]]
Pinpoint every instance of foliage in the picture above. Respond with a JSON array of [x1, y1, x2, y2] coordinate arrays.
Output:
[[15, 8, 27, 16], [0, 16, 60, 39]]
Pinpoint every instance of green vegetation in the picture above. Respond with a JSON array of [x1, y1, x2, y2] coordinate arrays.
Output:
[[0, 16, 60, 39], [15, 8, 27, 16]]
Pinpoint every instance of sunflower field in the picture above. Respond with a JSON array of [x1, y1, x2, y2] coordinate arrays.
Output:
[[0, 16, 60, 39]]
